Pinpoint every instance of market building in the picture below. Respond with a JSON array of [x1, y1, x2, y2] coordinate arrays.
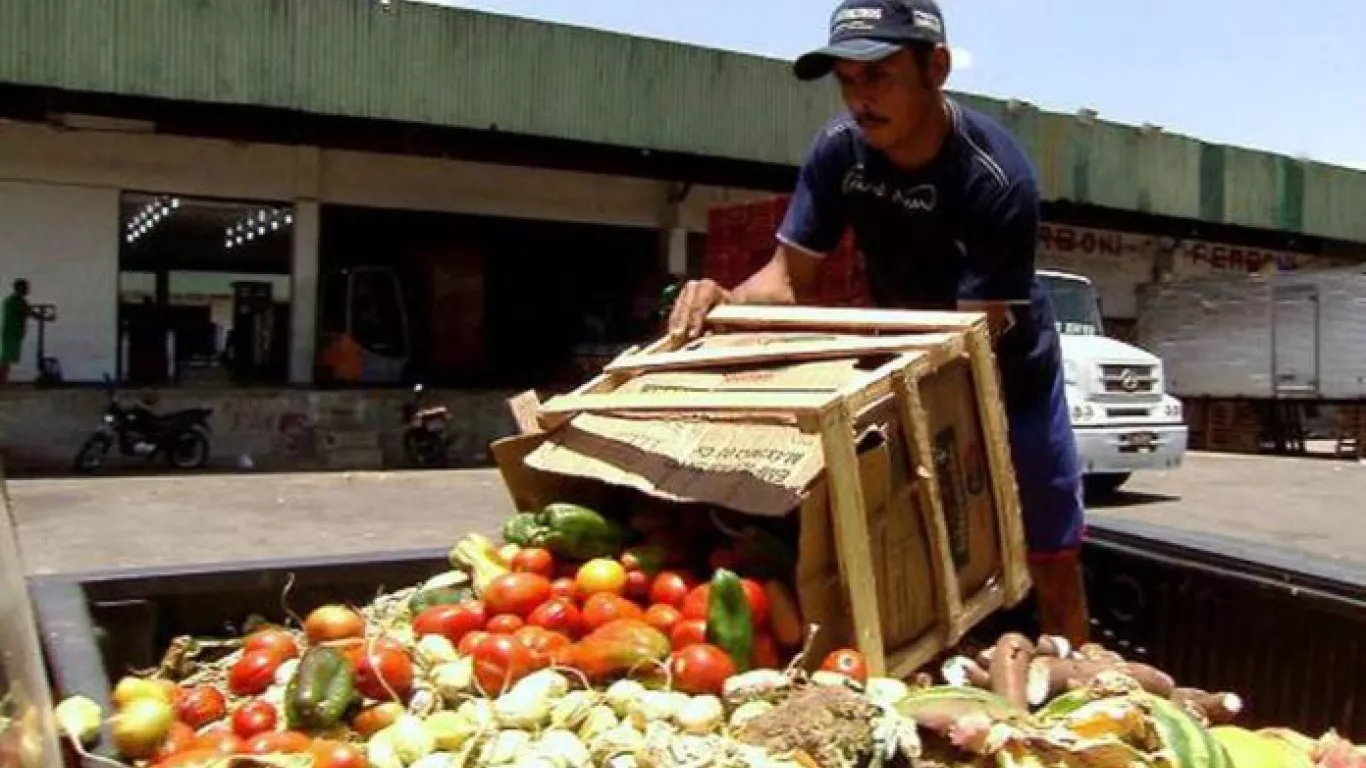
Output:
[[2, 0, 1365, 472]]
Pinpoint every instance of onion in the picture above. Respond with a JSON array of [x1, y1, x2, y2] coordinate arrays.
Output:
[[54, 696, 102, 745], [387, 714, 437, 764], [605, 680, 647, 718], [367, 730, 404, 768], [537, 729, 591, 768], [479, 729, 533, 765], [416, 636, 461, 668], [675, 695, 723, 734]]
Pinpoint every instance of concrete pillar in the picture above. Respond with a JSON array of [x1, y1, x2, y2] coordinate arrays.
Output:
[[289, 199, 320, 384], [665, 226, 689, 277]]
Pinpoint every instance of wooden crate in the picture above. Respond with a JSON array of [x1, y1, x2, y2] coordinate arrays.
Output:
[[490, 306, 1030, 680]]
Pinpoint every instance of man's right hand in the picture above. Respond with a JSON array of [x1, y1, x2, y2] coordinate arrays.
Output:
[[667, 278, 731, 340]]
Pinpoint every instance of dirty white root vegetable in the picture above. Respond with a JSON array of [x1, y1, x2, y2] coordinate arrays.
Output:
[[676, 695, 724, 734]]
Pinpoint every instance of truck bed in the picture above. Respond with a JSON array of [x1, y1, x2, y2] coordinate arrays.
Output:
[[27, 518, 1366, 756]]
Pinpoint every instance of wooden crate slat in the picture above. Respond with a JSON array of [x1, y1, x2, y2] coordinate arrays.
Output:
[[538, 391, 834, 418], [605, 333, 957, 374], [707, 304, 988, 333], [964, 326, 1032, 606], [895, 362, 964, 648], [817, 401, 888, 674]]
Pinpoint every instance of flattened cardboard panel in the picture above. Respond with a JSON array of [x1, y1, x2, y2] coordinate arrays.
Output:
[[492, 432, 621, 513], [921, 358, 1000, 596], [524, 413, 825, 518]]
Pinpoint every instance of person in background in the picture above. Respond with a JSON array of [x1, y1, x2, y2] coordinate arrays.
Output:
[[1, 279, 38, 384], [668, 0, 1091, 644]]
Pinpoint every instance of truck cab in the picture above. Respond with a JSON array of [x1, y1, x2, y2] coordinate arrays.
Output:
[[1039, 269, 1188, 495]]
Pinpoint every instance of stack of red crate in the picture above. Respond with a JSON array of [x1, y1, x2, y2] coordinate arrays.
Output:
[[704, 197, 872, 308]]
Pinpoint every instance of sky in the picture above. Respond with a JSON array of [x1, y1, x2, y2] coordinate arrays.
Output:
[[420, 0, 1366, 172]]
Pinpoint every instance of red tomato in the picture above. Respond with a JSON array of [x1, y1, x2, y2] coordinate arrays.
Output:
[[670, 619, 708, 649], [680, 585, 711, 620], [174, 686, 226, 729], [820, 649, 869, 684], [304, 605, 366, 644], [339, 635, 408, 670], [581, 593, 645, 631], [740, 579, 770, 629], [483, 573, 553, 617], [486, 614, 524, 634], [671, 644, 736, 695], [228, 650, 281, 696], [514, 626, 571, 667], [550, 578, 578, 601], [511, 548, 555, 578], [752, 632, 781, 669], [649, 572, 693, 609], [458, 630, 490, 657], [310, 740, 368, 768], [243, 628, 299, 662], [153, 749, 230, 768], [230, 700, 277, 740], [153, 722, 198, 763], [526, 599, 585, 639], [623, 570, 651, 602], [245, 731, 312, 755], [412, 602, 486, 645], [470, 634, 535, 696], [644, 604, 682, 635], [354, 647, 415, 701], [191, 727, 244, 756]]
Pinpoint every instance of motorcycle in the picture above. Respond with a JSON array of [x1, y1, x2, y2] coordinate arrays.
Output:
[[401, 382, 451, 468], [73, 376, 214, 474]]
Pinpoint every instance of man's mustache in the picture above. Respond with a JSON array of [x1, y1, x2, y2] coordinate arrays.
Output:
[[854, 109, 889, 127]]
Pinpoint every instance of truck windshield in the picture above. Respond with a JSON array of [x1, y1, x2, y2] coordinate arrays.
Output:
[[1042, 275, 1104, 336]]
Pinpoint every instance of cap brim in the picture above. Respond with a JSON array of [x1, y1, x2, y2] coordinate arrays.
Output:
[[793, 38, 904, 81]]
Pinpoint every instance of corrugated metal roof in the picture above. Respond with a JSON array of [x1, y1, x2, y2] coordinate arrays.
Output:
[[3, 0, 1364, 243]]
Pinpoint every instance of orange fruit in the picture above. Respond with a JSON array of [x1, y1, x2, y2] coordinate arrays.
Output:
[[575, 558, 628, 598]]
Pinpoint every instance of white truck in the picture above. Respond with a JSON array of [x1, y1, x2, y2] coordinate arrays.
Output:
[[1137, 266, 1366, 401], [1039, 269, 1189, 496]]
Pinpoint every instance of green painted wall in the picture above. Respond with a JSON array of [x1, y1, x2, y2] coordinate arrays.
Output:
[[3, 0, 1364, 243]]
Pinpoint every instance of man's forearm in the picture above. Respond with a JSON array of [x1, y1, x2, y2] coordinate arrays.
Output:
[[727, 245, 813, 306]]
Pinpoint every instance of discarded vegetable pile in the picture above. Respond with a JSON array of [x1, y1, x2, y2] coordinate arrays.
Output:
[[47, 502, 1366, 768]]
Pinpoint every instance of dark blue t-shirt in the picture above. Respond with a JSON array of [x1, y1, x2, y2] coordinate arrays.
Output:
[[777, 98, 1062, 412]]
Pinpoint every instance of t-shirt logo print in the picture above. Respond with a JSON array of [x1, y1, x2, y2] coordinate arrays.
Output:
[[841, 168, 938, 213]]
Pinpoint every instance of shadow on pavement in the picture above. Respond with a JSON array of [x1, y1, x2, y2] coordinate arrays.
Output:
[[1086, 490, 1180, 509]]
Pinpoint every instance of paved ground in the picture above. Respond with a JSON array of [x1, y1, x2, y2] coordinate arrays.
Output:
[[1087, 450, 1366, 566], [7, 451, 1366, 576]]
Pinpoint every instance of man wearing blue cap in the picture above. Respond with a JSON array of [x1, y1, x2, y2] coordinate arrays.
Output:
[[669, 0, 1090, 644]]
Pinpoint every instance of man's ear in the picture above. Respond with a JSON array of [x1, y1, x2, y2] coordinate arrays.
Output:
[[929, 44, 952, 87]]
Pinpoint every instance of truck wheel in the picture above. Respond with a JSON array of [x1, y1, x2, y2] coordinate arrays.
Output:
[[1084, 473, 1131, 499]]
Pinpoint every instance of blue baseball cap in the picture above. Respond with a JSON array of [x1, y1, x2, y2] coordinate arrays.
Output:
[[794, 0, 948, 81]]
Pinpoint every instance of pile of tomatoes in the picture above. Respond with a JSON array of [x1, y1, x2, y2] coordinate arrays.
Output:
[[412, 546, 783, 697]]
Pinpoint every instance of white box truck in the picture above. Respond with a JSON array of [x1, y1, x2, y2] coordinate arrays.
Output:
[[1136, 266, 1366, 401], [1040, 270, 1189, 495]]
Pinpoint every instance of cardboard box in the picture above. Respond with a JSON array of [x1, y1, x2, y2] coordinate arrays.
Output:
[[491, 306, 1029, 680]]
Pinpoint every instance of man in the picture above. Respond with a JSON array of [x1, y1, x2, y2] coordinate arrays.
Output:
[[668, 0, 1090, 643], [1, 279, 35, 384]]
